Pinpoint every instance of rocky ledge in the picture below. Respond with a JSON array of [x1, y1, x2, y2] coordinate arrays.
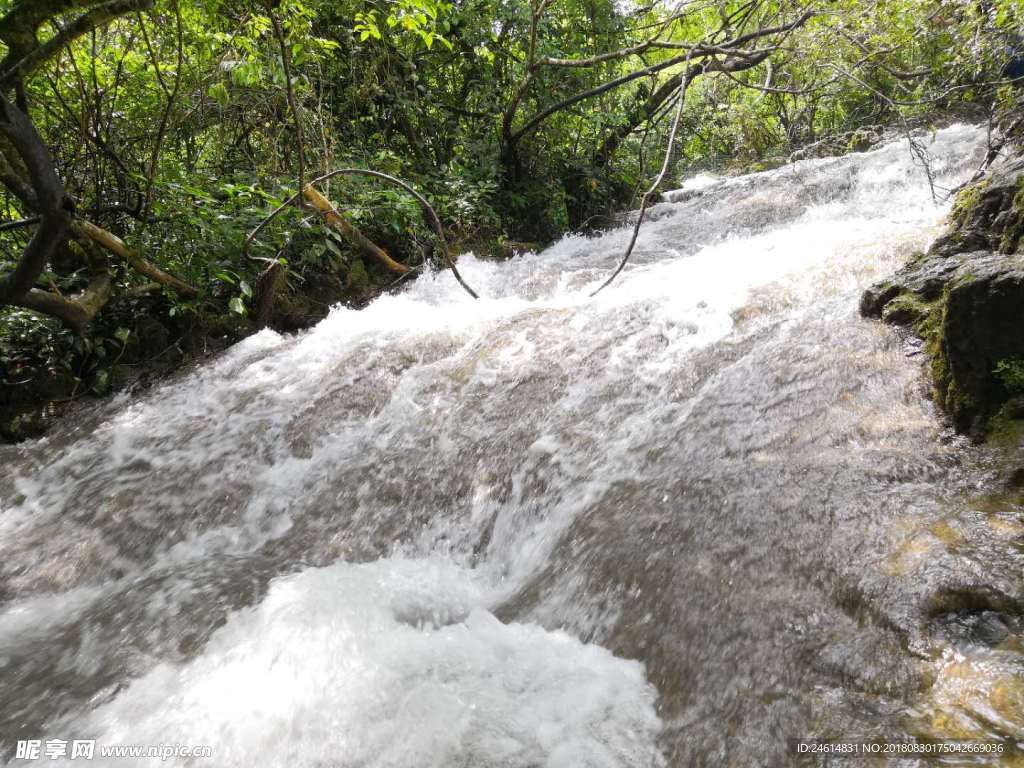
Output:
[[861, 154, 1024, 438]]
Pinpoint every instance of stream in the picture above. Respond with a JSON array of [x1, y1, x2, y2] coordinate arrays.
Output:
[[1, 123, 1022, 766]]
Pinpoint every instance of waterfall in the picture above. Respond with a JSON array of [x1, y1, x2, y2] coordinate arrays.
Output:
[[4, 124, 1020, 767]]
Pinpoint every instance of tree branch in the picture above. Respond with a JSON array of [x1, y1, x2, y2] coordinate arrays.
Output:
[[12, 271, 112, 332], [140, 0, 182, 216], [73, 219, 198, 296], [591, 64, 694, 296], [509, 11, 814, 146], [0, 0, 155, 89], [0, 94, 72, 303], [266, 1, 306, 201]]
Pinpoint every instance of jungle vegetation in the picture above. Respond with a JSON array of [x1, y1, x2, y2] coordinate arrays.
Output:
[[0, 0, 1021, 434]]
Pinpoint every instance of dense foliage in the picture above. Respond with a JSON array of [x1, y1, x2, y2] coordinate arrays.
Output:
[[0, 0, 1022, 435]]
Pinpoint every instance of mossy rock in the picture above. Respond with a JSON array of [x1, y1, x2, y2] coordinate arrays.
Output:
[[948, 178, 990, 229], [940, 256, 1024, 434], [859, 280, 902, 318], [864, 252, 1024, 436], [880, 292, 931, 326], [996, 177, 1024, 254], [848, 128, 878, 152], [861, 154, 1024, 438]]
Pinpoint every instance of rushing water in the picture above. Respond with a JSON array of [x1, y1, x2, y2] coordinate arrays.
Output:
[[2, 124, 1023, 767]]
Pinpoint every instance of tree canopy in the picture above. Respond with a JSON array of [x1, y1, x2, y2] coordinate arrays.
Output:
[[0, 0, 1021, 422]]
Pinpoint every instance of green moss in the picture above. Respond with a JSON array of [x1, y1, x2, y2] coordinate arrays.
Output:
[[896, 286, 982, 429], [911, 295, 942, 345], [998, 178, 1024, 254], [948, 178, 990, 229], [1013, 177, 1024, 214], [906, 251, 929, 269], [954, 270, 977, 285], [881, 292, 931, 325], [913, 294, 954, 407], [998, 225, 1018, 254], [848, 129, 875, 152], [944, 381, 977, 422]]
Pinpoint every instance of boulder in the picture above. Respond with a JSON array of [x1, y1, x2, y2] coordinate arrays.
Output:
[[861, 154, 1024, 436], [939, 255, 1024, 432], [789, 126, 884, 162]]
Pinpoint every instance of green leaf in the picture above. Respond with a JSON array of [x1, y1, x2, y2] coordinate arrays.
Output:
[[207, 82, 230, 107], [92, 369, 110, 395], [228, 297, 247, 315]]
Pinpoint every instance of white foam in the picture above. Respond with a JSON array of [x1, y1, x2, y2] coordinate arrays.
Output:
[[60, 558, 664, 768], [665, 172, 721, 198]]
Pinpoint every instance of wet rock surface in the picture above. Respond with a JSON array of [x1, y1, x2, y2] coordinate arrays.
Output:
[[862, 154, 1024, 436], [789, 125, 885, 162]]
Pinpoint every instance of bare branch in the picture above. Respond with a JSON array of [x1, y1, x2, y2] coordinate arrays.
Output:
[[12, 271, 112, 332], [266, 1, 306, 200], [141, 0, 183, 216], [302, 185, 409, 274], [592, 62, 695, 296], [510, 11, 813, 145]]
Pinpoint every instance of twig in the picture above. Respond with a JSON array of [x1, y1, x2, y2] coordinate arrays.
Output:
[[266, 1, 305, 201], [0, 215, 39, 231], [590, 62, 694, 297], [140, 0, 183, 217]]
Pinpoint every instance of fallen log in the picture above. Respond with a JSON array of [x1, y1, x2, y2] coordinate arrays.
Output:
[[300, 185, 409, 275], [73, 219, 198, 296]]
